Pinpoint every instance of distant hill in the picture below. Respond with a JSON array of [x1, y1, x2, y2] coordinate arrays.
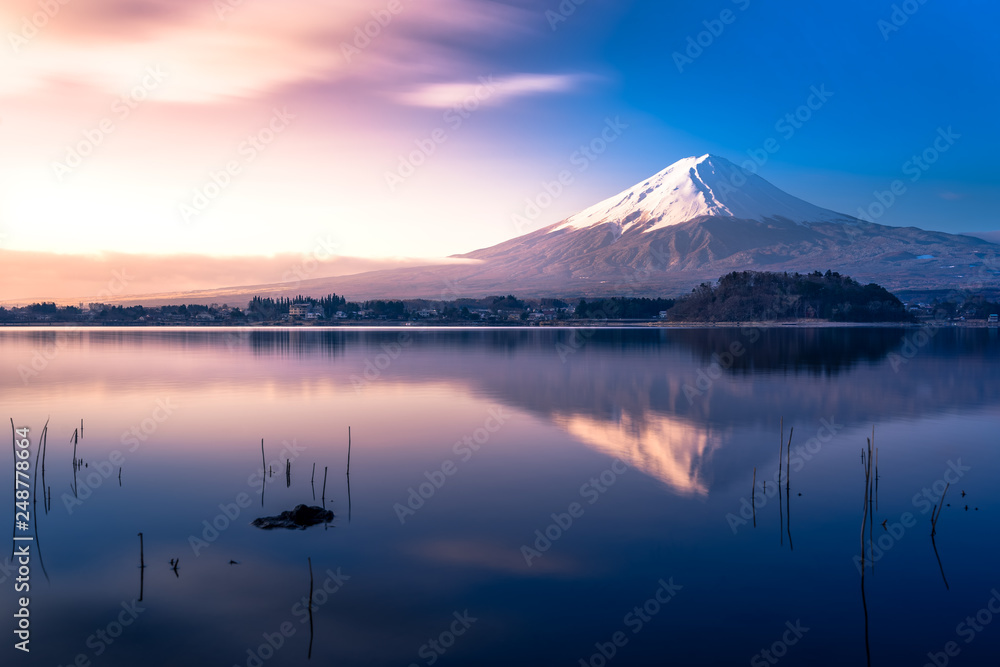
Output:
[[668, 270, 912, 322]]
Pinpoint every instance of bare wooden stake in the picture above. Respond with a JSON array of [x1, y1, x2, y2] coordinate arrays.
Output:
[[777, 417, 783, 486], [785, 427, 793, 492], [931, 483, 950, 536], [307, 556, 315, 659]]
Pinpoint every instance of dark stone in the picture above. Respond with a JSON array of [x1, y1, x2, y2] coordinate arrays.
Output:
[[252, 504, 333, 530]]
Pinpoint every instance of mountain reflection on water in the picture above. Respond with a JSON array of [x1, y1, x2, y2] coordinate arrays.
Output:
[[6, 327, 999, 496]]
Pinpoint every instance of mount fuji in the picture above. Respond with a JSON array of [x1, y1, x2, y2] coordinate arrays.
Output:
[[117, 154, 1000, 304], [551, 154, 856, 233], [402, 153, 998, 298]]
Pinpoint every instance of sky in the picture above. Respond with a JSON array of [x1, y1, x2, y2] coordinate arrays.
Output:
[[0, 0, 998, 300]]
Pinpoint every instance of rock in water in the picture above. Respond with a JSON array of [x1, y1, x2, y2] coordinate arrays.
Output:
[[252, 504, 333, 530]]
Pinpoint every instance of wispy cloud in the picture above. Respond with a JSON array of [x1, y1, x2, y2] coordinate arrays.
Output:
[[391, 73, 585, 108], [0, 0, 544, 103], [1, 0, 355, 102]]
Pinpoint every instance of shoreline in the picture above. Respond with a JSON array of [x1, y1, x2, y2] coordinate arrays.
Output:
[[0, 319, 993, 330]]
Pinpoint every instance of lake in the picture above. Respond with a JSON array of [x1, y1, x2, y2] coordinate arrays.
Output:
[[2, 326, 999, 666]]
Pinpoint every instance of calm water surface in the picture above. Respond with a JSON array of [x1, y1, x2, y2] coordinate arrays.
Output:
[[1, 327, 999, 666]]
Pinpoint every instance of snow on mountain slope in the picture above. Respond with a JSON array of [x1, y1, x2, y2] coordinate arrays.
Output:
[[556, 154, 856, 233]]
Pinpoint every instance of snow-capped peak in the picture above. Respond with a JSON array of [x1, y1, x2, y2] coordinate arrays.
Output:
[[554, 154, 854, 233]]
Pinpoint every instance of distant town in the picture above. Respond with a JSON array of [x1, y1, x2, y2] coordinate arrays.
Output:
[[2, 272, 998, 326]]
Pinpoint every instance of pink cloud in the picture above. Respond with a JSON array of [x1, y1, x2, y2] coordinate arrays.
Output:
[[391, 73, 584, 109], [0, 0, 544, 104], [0, 249, 471, 304]]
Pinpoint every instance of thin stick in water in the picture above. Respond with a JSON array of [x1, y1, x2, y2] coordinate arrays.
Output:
[[785, 427, 793, 492], [9, 419, 16, 559], [860, 437, 873, 569], [777, 417, 783, 486], [33, 418, 49, 496], [931, 483, 949, 535], [322, 466, 328, 503], [307, 557, 315, 659], [346, 426, 352, 476]]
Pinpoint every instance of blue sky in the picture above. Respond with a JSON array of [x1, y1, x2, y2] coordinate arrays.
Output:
[[491, 0, 999, 234]]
